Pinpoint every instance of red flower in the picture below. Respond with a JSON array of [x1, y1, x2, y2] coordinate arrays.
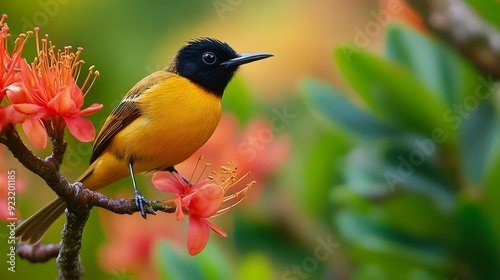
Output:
[[14, 28, 102, 147], [0, 14, 31, 131], [1, 23, 102, 148], [152, 161, 254, 255]]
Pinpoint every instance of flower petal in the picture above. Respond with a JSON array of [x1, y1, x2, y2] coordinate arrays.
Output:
[[47, 87, 77, 115], [174, 195, 185, 221], [187, 216, 210, 255], [62, 115, 96, 142], [68, 81, 84, 107], [0, 105, 27, 125], [12, 103, 45, 115], [151, 171, 188, 194], [6, 82, 33, 104], [188, 184, 224, 217], [22, 118, 47, 149], [190, 178, 211, 192], [79, 103, 103, 116], [205, 219, 227, 237]]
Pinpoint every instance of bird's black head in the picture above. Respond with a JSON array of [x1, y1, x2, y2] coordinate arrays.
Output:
[[168, 38, 273, 96]]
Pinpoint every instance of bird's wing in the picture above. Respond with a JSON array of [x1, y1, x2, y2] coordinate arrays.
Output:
[[89, 70, 174, 164]]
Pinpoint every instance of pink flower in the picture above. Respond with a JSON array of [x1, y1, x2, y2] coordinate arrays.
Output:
[[152, 161, 254, 255]]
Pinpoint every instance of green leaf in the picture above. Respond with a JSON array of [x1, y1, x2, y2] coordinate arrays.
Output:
[[483, 141, 500, 250], [352, 264, 443, 280], [374, 192, 452, 240], [380, 141, 456, 211], [303, 129, 351, 216], [333, 46, 456, 150], [351, 264, 388, 280], [237, 253, 274, 280], [387, 24, 496, 184], [154, 241, 204, 280], [464, 0, 500, 30], [386, 24, 478, 106], [339, 146, 454, 239], [233, 213, 311, 266], [193, 241, 232, 280], [455, 198, 500, 279], [153, 239, 231, 280], [339, 142, 455, 212], [301, 78, 398, 137], [342, 148, 393, 198], [336, 210, 448, 268], [330, 185, 374, 213], [222, 76, 255, 125], [332, 183, 453, 242], [459, 102, 496, 183]]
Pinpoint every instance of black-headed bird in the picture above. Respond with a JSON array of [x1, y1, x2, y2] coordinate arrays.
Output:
[[16, 38, 273, 244]]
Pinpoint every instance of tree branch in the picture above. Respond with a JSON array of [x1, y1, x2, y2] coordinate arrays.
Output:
[[17, 192, 174, 270], [406, 0, 500, 79], [0, 124, 70, 200], [75, 185, 175, 215], [1, 125, 175, 279], [17, 243, 60, 263], [57, 206, 89, 280], [16, 191, 174, 266]]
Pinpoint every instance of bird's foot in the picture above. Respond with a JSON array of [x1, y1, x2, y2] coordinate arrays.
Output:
[[72, 182, 84, 196], [134, 189, 155, 219]]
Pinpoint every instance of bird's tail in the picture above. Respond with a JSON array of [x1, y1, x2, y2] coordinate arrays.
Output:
[[15, 197, 66, 244]]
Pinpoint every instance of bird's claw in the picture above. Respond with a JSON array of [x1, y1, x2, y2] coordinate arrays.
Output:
[[134, 189, 154, 219], [73, 182, 83, 197]]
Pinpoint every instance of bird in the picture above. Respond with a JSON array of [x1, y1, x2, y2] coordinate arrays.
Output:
[[15, 38, 273, 244]]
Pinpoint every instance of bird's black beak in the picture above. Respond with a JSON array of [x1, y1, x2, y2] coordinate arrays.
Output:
[[221, 52, 273, 68]]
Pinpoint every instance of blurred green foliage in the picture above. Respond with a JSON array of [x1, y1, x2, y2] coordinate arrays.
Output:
[[465, 0, 500, 30], [304, 24, 500, 279], [2, 1, 500, 280]]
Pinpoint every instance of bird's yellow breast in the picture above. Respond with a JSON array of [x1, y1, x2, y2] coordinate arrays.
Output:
[[108, 75, 222, 173]]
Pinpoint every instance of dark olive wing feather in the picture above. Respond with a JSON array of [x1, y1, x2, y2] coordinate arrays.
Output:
[[89, 70, 173, 164], [89, 100, 141, 164]]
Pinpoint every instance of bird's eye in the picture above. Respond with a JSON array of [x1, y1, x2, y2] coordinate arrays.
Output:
[[202, 52, 217, 65]]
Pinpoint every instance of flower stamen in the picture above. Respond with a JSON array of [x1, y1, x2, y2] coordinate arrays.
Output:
[[82, 66, 99, 97], [151, 157, 256, 255], [214, 180, 255, 217]]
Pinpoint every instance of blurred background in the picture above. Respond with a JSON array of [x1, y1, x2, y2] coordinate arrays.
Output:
[[2, 0, 500, 279]]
